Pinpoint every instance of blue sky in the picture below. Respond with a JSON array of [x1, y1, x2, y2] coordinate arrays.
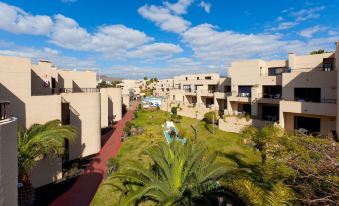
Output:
[[0, 0, 338, 79]]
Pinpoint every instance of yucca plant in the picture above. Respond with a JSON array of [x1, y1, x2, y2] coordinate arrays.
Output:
[[231, 179, 294, 206], [107, 141, 228, 206], [18, 119, 77, 185]]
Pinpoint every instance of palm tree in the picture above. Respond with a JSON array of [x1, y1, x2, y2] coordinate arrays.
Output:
[[18, 120, 77, 205], [240, 125, 283, 166], [107, 141, 228, 206], [230, 179, 294, 206]]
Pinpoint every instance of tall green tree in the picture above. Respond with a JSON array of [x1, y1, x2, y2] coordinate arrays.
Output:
[[108, 141, 228, 206], [18, 120, 77, 185]]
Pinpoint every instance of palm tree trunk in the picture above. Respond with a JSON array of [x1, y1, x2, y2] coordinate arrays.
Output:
[[18, 172, 36, 206]]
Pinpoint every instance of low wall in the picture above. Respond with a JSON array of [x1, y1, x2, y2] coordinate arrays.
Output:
[[218, 116, 273, 133], [160, 101, 215, 120]]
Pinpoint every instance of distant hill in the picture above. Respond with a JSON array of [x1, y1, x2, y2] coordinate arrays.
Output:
[[97, 74, 124, 82]]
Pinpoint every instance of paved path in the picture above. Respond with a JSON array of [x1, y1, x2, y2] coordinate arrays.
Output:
[[50, 102, 138, 206]]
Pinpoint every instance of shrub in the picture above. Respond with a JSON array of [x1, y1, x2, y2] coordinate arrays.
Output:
[[106, 158, 119, 177], [203, 111, 218, 124], [171, 106, 178, 116], [177, 126, 187, 138]]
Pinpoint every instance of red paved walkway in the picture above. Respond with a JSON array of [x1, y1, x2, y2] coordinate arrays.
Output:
[[50, 102, 138, 206]]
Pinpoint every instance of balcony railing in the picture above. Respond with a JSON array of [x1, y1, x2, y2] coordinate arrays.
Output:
[[237, 92, 251, 97], [54, 88, 100, 94], [292, 98, 336, 104], [0, 101, 10, 121], [290, 67, 333, 72], [199, 89, 216, 94], [184, 89, 196, 93], [259, 93, 282, 99]]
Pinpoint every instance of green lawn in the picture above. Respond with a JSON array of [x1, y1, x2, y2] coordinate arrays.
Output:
[[91, 109, 260, 206]]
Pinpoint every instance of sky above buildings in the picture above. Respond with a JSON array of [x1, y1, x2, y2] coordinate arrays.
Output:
[[0, 0, 338, 79]]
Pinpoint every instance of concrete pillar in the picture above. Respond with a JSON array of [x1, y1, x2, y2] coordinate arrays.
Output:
[[335, 41, 339, 134], [251, 86, 259, 117], [288, 52, 296, 70]]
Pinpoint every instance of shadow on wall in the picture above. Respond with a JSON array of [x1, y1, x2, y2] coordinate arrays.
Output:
[[31, 70, 53, 96], [0, 83, 26, 128], [58, 74, 64, 89], [69, 105, 85, 160], [108, 97, 113, 124], [72, 81, 82, 93]]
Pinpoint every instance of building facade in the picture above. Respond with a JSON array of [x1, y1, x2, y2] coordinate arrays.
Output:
[[0, 56, 122, 188], [159, 73, 231, 119], [221, 42, 339, 136]]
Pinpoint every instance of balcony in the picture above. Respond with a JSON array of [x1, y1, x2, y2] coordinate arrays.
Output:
[[214, 91, 231, 99], [183, 89, 196, 95], [228, 92, 251, 102], [280, 99, 336, 117], [199, 89, 215, 97], [0, 101, 10, 121], [257, 93, 281, 104]]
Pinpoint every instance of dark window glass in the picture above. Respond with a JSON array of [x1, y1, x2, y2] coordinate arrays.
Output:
[[294, 88, 320, 102], [294, 116, 320, 133]]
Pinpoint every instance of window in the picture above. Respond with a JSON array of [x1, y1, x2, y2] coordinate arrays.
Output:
[[239, 104, 251, 115], [185, 77, 188, 80], [294, 116, 320, 133], [183, 85, 191, 92], [268, 67, 287, 76], [238, 86, 252, 97], [197, 77, 200, 80], [205, 76, 211, 80], [294, 88, 320, 102], [208, 85, 216, 92], [323, 63, 333, 71], [323, 58, 334, 71], [173, 95, 175, 100], [206, 98, 214, 107], [263, 86, 282, 98], [51, 78, 56, 88]]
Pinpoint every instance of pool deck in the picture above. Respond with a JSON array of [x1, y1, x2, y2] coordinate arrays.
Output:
[[50, 101, 138, 206]]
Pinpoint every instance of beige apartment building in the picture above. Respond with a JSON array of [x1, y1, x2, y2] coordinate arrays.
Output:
[[220, 42, 339, 136], [153, 79, 174, 97], [0, 56, 122, 188], [161, 73, 231, 119]]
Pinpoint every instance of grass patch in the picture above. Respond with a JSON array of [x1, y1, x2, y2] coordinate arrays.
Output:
[[91, 109, 260, 206]]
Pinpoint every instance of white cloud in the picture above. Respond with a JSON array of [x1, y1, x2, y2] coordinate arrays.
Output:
[[276, 16, 284, 22], [138, 5, 191, 34], [270, 6, 326, 31], [181, 23, 338, 65], [61, 0, 77, 3], [0, 44, 98, 70], [127, 43, 183, 58], [49, 14, 152, 56], [0, 2, 53, 35], [199, 1, 211, 13], [299, 25, 323, 38], [163, 0, 193, 15], [290, 6, 325, 22], [0, 2, 184, 60], [271, 21, 299, 31]]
